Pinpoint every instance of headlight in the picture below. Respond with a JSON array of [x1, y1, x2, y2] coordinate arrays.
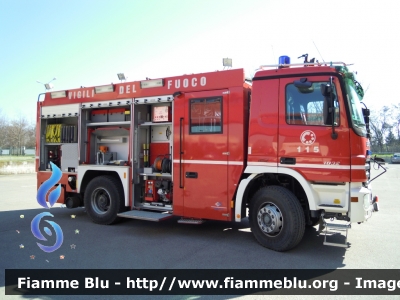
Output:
[[363, 194, 371, 210]]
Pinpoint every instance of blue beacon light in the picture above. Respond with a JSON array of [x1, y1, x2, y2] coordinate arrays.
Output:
[[279, 56, 290, 65]]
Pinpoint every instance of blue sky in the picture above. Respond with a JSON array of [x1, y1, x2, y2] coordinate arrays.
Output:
[[1, 0, 399, 122]]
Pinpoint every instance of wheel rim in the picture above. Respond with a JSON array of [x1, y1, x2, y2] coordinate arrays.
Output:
[[257, 202, 283, 236], [91, 188, 111, 214]]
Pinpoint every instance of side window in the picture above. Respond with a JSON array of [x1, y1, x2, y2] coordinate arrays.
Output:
[[190, 96, 222, 134], [286, 82, 339, 126]]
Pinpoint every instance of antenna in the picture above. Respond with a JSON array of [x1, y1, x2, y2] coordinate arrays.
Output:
[[313, 41, 325, 63], [364, 84, 370, 94]]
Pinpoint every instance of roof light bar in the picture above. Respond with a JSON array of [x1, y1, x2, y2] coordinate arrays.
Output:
[[140, 79, 164, 89], [258, 61, 349, 70], [50, 91, 67, 99], [94, 84, 114, 94]]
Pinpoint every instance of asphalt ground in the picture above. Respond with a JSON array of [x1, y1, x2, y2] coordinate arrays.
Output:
[[1, 163, 399, 300]]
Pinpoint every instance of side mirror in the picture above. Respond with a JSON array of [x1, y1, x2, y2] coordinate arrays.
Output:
[[374, 157, 386, 165], [320, 83, 332, 97], [323, 94, 336, 126], [362, 108, 370, 118], [323, 97, 332, 125], [321, 81, 338, 139], [321, 83, 336, 126]]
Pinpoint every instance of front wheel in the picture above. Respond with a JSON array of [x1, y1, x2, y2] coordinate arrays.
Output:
[[84, 176, 125, 225], [249, 186, 305, 251]]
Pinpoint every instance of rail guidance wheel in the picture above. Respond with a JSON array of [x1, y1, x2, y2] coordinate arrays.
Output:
[[84, 175, 124, 225], [249, 186, 305, 251]]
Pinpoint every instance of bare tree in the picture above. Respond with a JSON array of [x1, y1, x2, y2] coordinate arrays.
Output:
[[8, 116, 29, 155], [369, 105, 397, 152], [25, 124, 36, 148], [0, 111, 37, 155], [393, 103, 400, 140], [0, 109, 8, 150]]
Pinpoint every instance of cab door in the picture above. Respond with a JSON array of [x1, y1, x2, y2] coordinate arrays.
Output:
[[278, 76, 350, 182], [180, 89, 229, 220]]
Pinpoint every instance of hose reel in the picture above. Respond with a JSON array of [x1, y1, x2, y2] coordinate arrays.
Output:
[[153, 154, 171, 173]]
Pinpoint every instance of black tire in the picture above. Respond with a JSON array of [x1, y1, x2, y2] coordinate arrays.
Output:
[[84, 176, 125, 225], [249, 186, 305, 251]]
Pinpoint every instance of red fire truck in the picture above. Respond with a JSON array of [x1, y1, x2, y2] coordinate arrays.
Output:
[[36, 56, 383, 251]]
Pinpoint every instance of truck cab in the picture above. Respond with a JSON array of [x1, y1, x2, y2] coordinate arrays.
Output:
[[237, 60, 377, 250]]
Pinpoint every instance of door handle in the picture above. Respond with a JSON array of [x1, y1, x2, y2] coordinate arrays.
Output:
[[280, 157, 296, 165], [185, 172, 198, 179], [222, 152, 230, 155]]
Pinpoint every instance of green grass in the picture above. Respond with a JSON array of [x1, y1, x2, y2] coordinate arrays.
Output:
[[373, 154, 395, 160], [371, 153, 398, 163], [0, 155, 35, 162]]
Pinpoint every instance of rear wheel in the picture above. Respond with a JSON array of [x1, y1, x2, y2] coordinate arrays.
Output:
[[84, 176, 125, 225], [249, 186, 305, 251]]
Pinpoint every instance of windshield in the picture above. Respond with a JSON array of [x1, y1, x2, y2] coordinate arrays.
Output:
[[344, 76, 367, 137]]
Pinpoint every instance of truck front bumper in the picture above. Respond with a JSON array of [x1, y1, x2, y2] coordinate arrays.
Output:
[[350, 183, 375, 223]]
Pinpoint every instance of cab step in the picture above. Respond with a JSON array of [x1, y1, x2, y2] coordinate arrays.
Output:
[[117, 210, 173, 222], [320, 221, 351, 248], [177, 218, 204, 225]]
